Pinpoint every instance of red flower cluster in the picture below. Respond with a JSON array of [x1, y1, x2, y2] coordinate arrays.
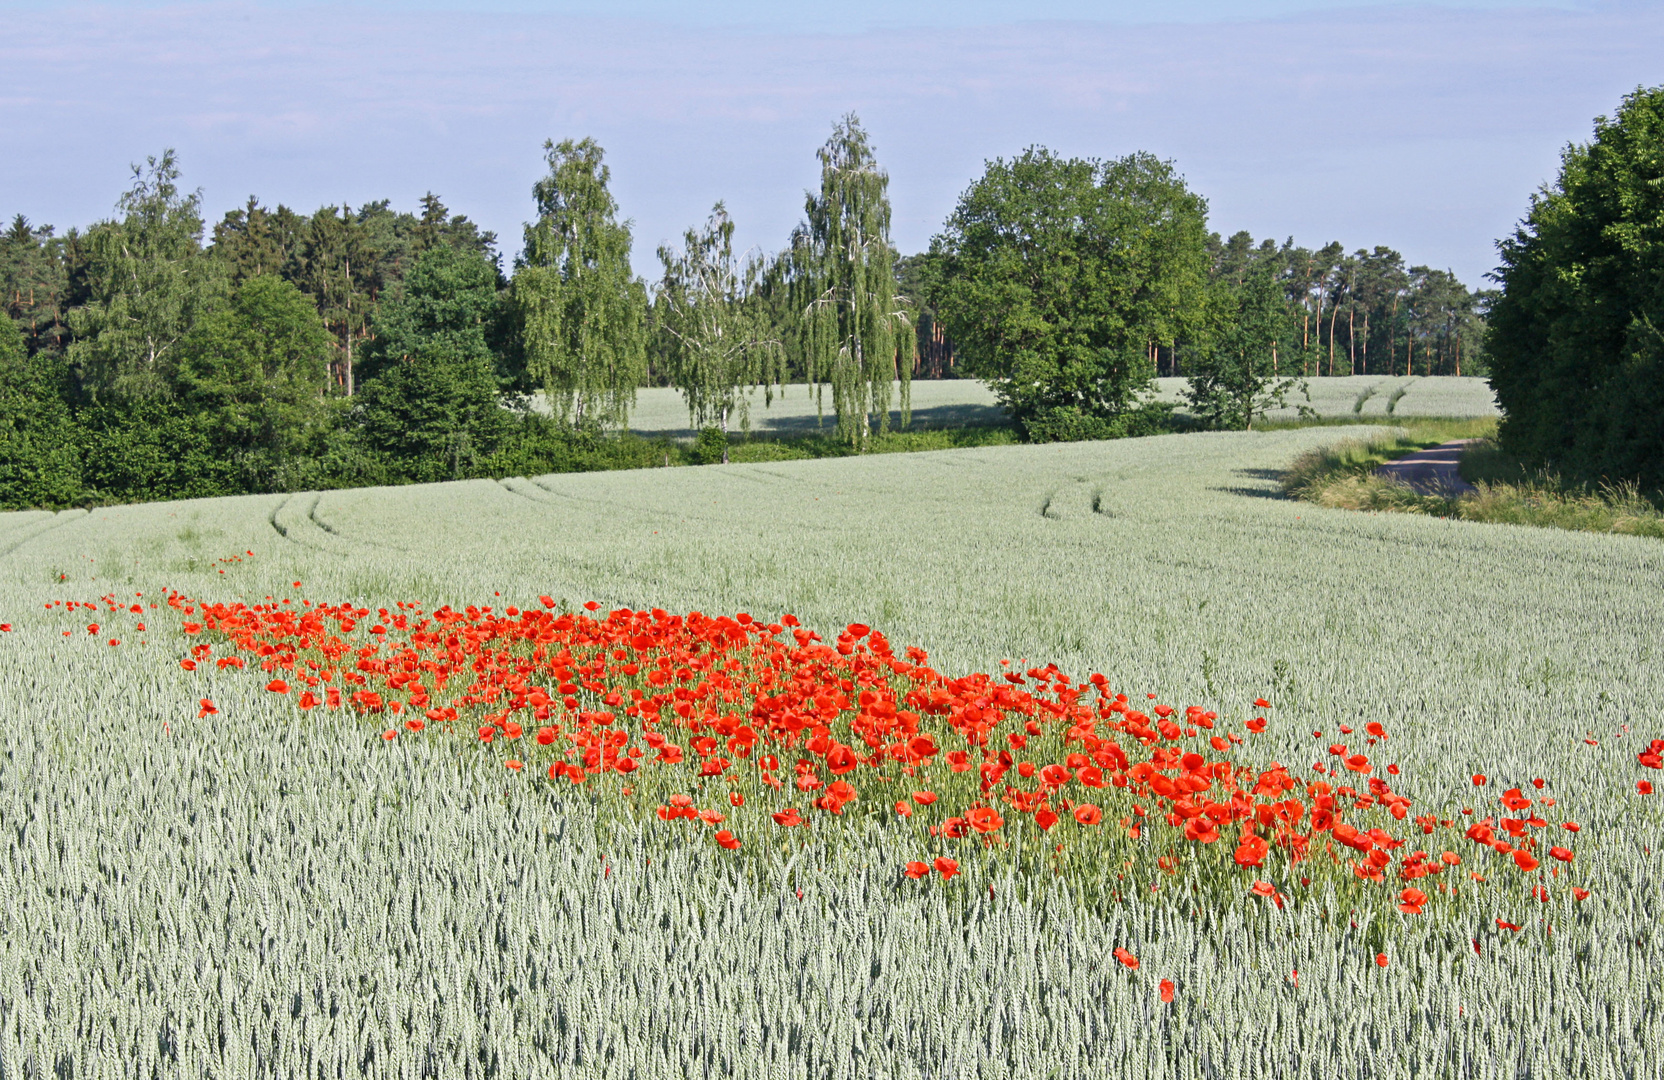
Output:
[[51, 584, 1593, 920]]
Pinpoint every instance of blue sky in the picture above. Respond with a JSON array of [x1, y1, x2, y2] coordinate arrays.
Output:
[[0, 1, 1654, 286]]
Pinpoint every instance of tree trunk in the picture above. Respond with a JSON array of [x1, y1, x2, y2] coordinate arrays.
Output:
[[1361, 309, 1369, 375], [1328, 300, 1339, 376], [1348, 306, 1356, 375]]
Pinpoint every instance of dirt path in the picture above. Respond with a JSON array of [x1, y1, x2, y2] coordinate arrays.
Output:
[[1375, 440, 1479, 495]]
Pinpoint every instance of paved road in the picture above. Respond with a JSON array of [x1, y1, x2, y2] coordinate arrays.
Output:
[[1375, 440, 1479, 495]]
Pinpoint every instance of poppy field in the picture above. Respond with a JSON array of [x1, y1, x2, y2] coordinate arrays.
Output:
[[0, 425, 1659, 1078]]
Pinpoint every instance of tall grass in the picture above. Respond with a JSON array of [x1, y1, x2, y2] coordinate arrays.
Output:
[[1285, 426, 1664, 539]]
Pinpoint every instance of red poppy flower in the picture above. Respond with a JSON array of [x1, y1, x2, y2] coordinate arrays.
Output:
[[966, 807, 1005, 833], [1040, 763, 1071, 787], [1572, 887, 1590, 901], [1249, 880, 1277, 898], [1034, 808, 1060, 831], [197, 698, 217, 718], [1254, 698, 1271, 708], [505, 759, 523, 772], [1159, 979, 1175, 1003], [1397, 888, 1427, 914], [1512, 851, 1540, 872], [1113, 947, 1140, 970], [1640, 781, 1655, 795], [1234, 834, 1269, 868], [912, 790, 938, 806], [715, 830, 740, 850], [1548, 846, 1574, 862], [1496, 919, 1521, 932], [825, 744, 859, 775], [1073, 804, 1103, 826], [265, 679, 289, 694], [1472, 774, 1487, 786], [933, 857, 959, 880], [1245, 718, 1267, 733], [771, 808, 804, 827], [1375, 954, 1389, 968], [382, 730, 396, 741], [894, 801, 913, 817], [904, 861, 930, 879]]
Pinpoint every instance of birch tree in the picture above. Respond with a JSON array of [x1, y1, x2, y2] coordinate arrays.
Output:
[[794, 115, 913, 447], [68, 150, 224, 402], [513, 137, 647, 430], [654, 203, 784, 461]]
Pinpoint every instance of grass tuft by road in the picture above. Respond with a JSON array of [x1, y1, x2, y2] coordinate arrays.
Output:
[[1282, 420, 1664, 539]]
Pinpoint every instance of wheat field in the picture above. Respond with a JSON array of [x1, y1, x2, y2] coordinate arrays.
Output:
[[0, 424, 1656, 1078]]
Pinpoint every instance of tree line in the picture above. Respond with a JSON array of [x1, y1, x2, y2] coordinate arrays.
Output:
[[2, 116, 1489, 508]]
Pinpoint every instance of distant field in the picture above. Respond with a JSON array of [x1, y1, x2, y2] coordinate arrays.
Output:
[[1, 424, 1655, 1077], [622, 375, 1498, 438]]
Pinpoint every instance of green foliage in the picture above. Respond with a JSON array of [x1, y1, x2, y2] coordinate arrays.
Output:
[[1, 214, 79, 357], [209, 197, 308, 285], [0, 321, 82, 509], [358, 242, 504, 388], [655, 204, 785, 436], [67, 150, 226, 402], [793, 116, 914, 446], [1186, 259, 1309, 429], [211, 192, 502, 397], [173, 274, 332, 489], [692, 426, 729, 465], [1017, 400, 1179, 443], [514, 138, 648, 429], [75, 399, 240, 502], [355, 342, 508, 484], [1487, 84, 1664, 491], [930, 148, 1209, 441]]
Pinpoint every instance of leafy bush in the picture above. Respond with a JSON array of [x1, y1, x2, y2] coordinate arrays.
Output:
[[1020, 400, 1178, 443], [0, 323, 82, 509], [1487, 85, 1664, 491], [692, 426, 729, 465]]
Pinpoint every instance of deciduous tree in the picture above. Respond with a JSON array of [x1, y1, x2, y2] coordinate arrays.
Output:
[[793, 115, 913, 446], [655, 203, 785, 458], [930, 148, 1208, 440], [68, 150, 224, 402], [513, 138, 648, 430]]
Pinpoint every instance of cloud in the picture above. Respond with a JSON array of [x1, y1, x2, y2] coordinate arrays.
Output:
[[2, 3, 1658, 284]]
